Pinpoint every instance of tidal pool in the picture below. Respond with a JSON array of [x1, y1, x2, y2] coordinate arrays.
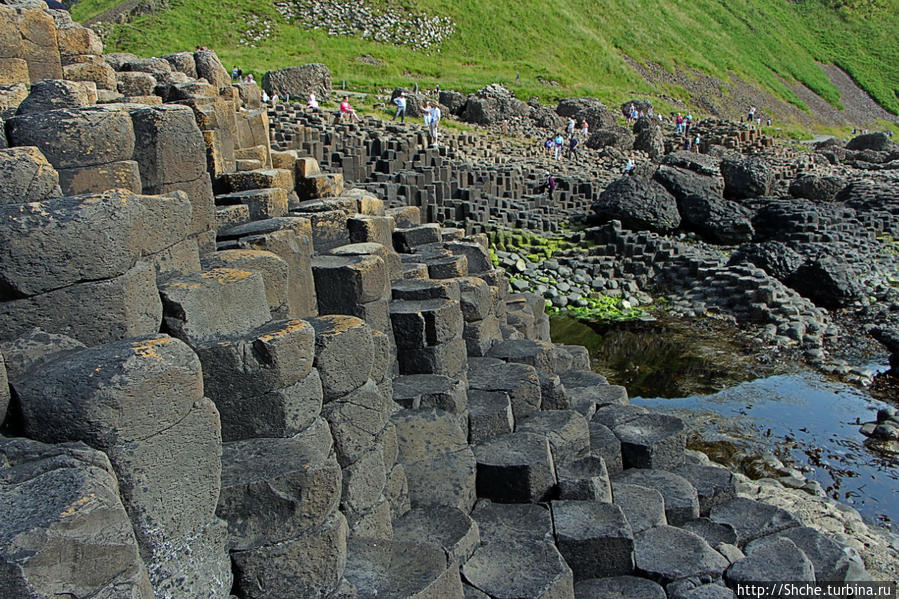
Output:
[[550, 315, 899, 528]]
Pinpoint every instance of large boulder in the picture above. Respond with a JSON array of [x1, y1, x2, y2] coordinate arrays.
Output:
[[439, 89, 466, 115], [727, 241, 804, 282], [586, 127, 634, 151], [592, 176, 681, 233], [653, 165, 724, 202], [261, 63, 332, 102], [529, 104, 566, 130], [720, 156, 772, 200], [460, 84, 529, 126], [785, 256, 867, 309], [846, 132, 891, 152], [788, 173, 846, 202], [193, 49, 229, 88], [676, 194, 754, 244], [632, 117, 664, 158]]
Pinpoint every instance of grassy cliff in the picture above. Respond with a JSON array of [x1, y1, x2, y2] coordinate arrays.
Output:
[[73, 0, 899, 120]]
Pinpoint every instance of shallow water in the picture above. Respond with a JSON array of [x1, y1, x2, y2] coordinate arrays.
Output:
[[550, 315, 899, 528], [633, 370, 897, 527]]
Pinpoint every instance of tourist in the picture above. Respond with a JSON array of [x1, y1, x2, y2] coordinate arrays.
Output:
[[544, 137, 554, 155], [307, 92, 319, 111], [544, 172, 556, 199], [435, 83, 441, 96], [393, 92, 407, 123], [231, 66, 240, 81], [567, 117, 576, 135], [340, 96, 360, 121], [580, 120, 589, 138], [684, 113, 693, 137], [553, 132, 564, 160], [623, 157, 635, 174], [245, 73, 255, 84], [693, 133, 701, 153], [629, 104, 639, 124], [568, 135, 579, 158], [261, 90, 270, 103], [675, 114, 684, 135], [748, 105, 756, 121], [423, 102, 441, 145]]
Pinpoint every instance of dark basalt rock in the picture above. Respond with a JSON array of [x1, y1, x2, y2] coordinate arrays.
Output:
[[788, 173, 847, 201], [720, 155, 772, 199], [592, 176, 681, 233], [728, 241, 805, 282]]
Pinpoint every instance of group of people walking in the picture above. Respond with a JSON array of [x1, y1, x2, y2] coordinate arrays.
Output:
[[543, 117, 588, 161]]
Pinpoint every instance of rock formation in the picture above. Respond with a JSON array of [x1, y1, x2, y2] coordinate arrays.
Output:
[[0, 3, 894, 598]]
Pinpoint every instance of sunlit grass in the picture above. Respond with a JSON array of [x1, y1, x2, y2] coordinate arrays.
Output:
[[80, 0, 899, 120]]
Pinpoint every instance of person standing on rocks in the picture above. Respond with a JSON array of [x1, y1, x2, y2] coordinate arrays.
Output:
[[623, 157, 635, 174], [423, 102, 441, 145], [393, 92, 407, 123], [568, 135, 579, 158], [567, 117, 576, 135], [544, 172, 556, 200], [307, 92, 319, 111], [553, 132, 564, 160], [693, 133, 701, 153], [580, 120, 589, 138], [340, 96, 360, 122], [748, 105, 756, 121]]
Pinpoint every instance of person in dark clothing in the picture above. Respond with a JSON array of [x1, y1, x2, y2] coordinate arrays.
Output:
[[568, 136, 579, 157], [544, 173, 556, 199]]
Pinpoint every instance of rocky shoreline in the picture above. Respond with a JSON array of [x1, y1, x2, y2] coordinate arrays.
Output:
[[0, 2, 897, 597]]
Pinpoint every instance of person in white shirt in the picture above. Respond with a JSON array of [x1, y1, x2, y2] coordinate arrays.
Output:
[[307, 92, 319, 111], [393, 93, 407, 123], [423, 102, 441, 145]]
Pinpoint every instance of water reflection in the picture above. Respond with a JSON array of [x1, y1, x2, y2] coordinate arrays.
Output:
[[633, 371, 897, 526], [550, 315, 898, 527]]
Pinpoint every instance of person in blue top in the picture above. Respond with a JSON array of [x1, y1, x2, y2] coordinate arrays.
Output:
[[393, 92, 407, 123], [553, 133, 564, 160]]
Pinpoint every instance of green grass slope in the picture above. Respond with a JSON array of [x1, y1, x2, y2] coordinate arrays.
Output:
[[74, 0, 899, 119]]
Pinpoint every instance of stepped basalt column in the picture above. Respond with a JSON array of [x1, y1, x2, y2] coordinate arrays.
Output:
[[12, 335, 232, 597]]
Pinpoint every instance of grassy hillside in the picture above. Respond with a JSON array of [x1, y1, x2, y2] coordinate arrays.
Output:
[[73, 0, 899, 121]]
